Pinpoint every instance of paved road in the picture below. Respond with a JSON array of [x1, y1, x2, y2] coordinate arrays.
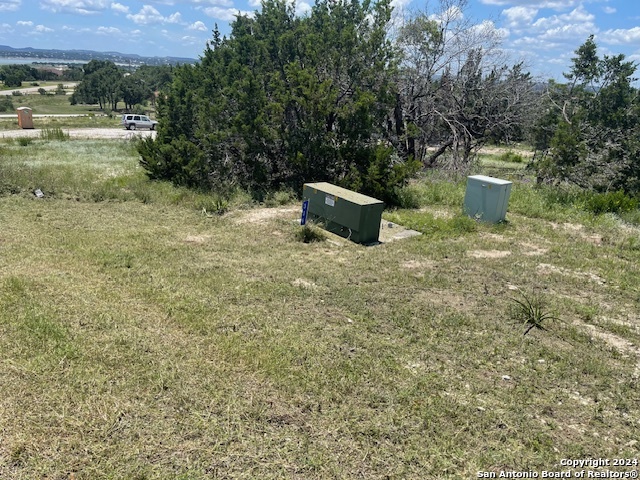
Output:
[[0, 113, 93, 118], [0, 82, 78, 96]]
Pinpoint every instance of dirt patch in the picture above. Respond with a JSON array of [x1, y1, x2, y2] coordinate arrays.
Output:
[[537, 263, 606, 285], [0, 128, 155, 140], [577, 322, 640, 376], [401, 260, 437, 270], [479, 233, 508, 242], [419, 207, 454, 219], [549, 222, 603, 245], [419, 289, 477, 310], [233, 206, 298, 224], [184, 235, 211, 244], [468, 250, 512, 259], [292, 278, 318, 290], [582, 324, 637, 353], [520, 242, 549, 256]]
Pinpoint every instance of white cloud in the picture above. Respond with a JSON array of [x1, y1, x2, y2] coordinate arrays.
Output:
[[480, 0, 580, 9], [501, 6, 538, 28], [539, 22, 594, 41], [193, 0, 234, 5], [34, 24, 54, 33], [296, 1, 311, 16], [188, 20, 208, 31], [180, 35, 200, 45], [17, 20, 34, 26], [111, 2, 129, 14], [40, 0, 111, 15], [96, 26, 122, 35], [429, 5, 464, 24], [602, 6, 616, 14], [127, 5, 182, 25], [0, 23, 14, 33], [201, 6, 253, 21], [194, 0, 235, 8], [530, 5, 596, 40], [472, 20, 509, 41], [0, 0, 20, 12], [600, 27, 640, 46]]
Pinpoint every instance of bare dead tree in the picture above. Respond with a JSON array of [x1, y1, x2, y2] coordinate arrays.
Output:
[[389, 0, 540, 171]]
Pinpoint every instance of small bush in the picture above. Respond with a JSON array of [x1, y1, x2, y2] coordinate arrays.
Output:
[[198, 195, 229, 216], [395, 184, 424, 209], [0, 96, 14, 112], [582, 190, 638, 215], [16, 137, 34, 147], [11, 91, 23, 96], [620, 209, 640, 226], [497, 151, 525, 163]]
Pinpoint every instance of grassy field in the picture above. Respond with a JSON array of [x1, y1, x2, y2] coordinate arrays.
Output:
[[1, 91, 144, 130], [0, 137, 639, 479]]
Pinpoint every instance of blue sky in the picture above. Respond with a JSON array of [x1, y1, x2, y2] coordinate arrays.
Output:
[[0, 0, 638, 80]]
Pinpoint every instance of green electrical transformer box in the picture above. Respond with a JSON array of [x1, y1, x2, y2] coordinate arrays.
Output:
[[463, 175, 512, 223], [302, 182, 384, 244]]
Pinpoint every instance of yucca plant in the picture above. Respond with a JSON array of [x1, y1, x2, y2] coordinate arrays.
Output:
[[510, 291, 559, 336]]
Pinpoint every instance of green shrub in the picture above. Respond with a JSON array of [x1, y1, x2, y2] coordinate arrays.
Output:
[[582, 190, 638, 215], [620, 209, 640, 226], [16, 137, 34, 147], [395, 184, 424, 209], [497, 151, 525, 163], [264, 189, 297, 207], [0, 96, 14, 112]]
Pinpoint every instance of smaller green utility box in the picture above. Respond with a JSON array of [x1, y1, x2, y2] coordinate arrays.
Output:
[[303, 182, 384, 244]]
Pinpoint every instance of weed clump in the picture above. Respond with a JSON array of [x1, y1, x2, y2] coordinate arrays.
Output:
[[16, 137, 33, 147], [40, 127, 70, 141], [295, 223, 326, 243]]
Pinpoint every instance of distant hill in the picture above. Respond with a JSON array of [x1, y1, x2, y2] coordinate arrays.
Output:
[[0, 45, 197, 67]]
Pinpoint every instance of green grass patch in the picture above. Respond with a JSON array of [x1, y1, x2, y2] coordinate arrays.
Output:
[[3, 91, 96, 114]]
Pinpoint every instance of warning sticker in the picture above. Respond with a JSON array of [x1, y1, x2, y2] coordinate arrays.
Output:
[[325, 194, 335, 207]]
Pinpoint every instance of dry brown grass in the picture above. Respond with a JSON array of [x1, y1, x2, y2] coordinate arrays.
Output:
[[0, 140, 639, 479]]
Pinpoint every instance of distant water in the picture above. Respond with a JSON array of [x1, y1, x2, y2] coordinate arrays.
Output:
[[0, 57, 87, 65]]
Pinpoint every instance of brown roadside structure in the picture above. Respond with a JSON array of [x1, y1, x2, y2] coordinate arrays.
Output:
[[17, 106, 34, 129]]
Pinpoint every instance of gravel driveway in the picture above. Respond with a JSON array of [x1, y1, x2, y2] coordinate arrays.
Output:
[[0, 128, 156, 140]]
